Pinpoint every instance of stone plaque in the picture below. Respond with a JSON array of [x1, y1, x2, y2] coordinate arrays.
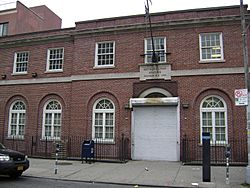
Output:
[[140, 63, 171, 80]]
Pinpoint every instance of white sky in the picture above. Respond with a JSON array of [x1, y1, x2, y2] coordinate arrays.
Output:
[[1, 0, 250, 28]]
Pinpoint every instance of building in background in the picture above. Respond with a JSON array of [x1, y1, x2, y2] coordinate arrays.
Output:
[[0, 1, 61, 36], [0, 2, 248, 164]]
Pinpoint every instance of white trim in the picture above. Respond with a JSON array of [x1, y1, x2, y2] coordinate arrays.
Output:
[[42, 100, 62, 140], [199, 95, 228, 144], [92, 98, 115, 142], [13, 51, 29, 74], [144, 37, 166, 64], [199, 32, 224, 62], [139, 87, 172, 98], [46, 47, 64, 72], [94, 41, 115, 68], [8, 100, 26, 138]]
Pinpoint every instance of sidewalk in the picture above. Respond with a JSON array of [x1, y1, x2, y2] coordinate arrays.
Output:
[[23, 158, 246, 188]]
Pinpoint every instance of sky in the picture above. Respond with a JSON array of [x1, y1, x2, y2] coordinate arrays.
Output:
[[1, 0, 250, 28]]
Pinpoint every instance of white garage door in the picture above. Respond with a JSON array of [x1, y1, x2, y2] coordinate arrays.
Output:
[[132, 106, 179, 161]]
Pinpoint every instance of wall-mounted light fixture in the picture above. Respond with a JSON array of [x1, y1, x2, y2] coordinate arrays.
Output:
[[124, 104, 130, 110], [182, 102, 189, 109], [1, 74, 6, 79], [32, 72, 37, 78]]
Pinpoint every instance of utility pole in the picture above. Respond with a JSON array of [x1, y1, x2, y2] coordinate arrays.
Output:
[[145, 0, 158, 63], [241, 0, 250, 184]]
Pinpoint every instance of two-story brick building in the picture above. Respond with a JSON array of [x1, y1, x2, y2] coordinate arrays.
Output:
[[0, 3, 249, 163]]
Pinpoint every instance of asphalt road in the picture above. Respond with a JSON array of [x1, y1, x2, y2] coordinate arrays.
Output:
[[0, 176, 153, 188]]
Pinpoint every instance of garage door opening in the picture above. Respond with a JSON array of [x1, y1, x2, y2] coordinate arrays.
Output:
[[130, 97, 180, 161]]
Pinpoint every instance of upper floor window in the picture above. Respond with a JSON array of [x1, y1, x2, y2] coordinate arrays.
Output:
[[145, 37, 166, 63], [42, 100, 62, 140], [199, 33, 224, 62], [8, 101, 26, 139], [93, 99, 115, 142], [13, 52, 29, 74], [0, 23, 8, 37], [200, 96, 227, 144], [46, 48, 64, 72], [95, 41, 115, 68]]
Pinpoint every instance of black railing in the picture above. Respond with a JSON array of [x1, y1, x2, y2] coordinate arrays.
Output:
[[182, 137, 248, 165], [1, 134, 130, 163]]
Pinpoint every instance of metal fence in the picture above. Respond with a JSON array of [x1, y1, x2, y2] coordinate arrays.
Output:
[[182, 136, 248, 165], [1, 134, 130, 163]]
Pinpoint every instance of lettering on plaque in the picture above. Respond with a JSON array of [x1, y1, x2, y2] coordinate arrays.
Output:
[[140, 63, 171, 80]]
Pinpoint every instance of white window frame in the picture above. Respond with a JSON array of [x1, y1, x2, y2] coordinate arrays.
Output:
[[144, 37, 166, 63], [199, 32, 224, 62], [13, 51, 29, 74], [200, 95, 228, 144], [8, 101, 26, 139], [0, 22, 8, 37], [92, 98, 115, 142], [95, 41, 115, 68], [46, 47, 64, 72], [42, 100, 62, 140]]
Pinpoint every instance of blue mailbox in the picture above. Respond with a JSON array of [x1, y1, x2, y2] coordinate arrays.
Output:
[[81, 140, 94, 163]]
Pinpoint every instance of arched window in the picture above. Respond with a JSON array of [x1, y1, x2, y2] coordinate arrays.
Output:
[[93, 99, 115, 141], [42, 100, 62, 139], [200, 96, 227, 144], [8, 101, 26, 138]]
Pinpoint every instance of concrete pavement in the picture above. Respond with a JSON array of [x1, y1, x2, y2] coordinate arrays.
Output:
[[23, 158, 246, 188]]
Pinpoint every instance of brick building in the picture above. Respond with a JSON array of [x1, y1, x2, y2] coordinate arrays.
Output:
[[0, 3, 249, 162], [0, 1, 61, 36]]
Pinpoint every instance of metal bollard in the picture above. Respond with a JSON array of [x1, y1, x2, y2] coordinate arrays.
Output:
[[55, 143, 60, 174], [225, 144, 231, 184], [226, 157, 229, 184]]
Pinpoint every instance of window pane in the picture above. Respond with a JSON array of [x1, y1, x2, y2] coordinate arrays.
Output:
[[46, 101, 61, 110], [105, 127, 114, 139], [45, 125, 51, 137], [19, 125, 24, 136], [54, 126, 61, 138], [202, 112, 212, 127], [15, 52, 29, 73], [45, 113, 52, 125], [48, 48, 64, 70], [11, 113, 18, 125], [95, 127, 103, 138], [202, 97, 224, 108], [95, 113, 103, 125], [200, 33, 223, 60], [54, 113, 61, 125], [105, 113, 114, 126], [95, 99, 114, 109], [0, 23, 8, 36], [145, 38, 166, 63], [96, 42, 114, 66], [11, 125, 17, 136]]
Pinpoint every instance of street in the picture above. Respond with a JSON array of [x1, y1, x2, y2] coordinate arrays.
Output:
[[0, 176, 152, 188]]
